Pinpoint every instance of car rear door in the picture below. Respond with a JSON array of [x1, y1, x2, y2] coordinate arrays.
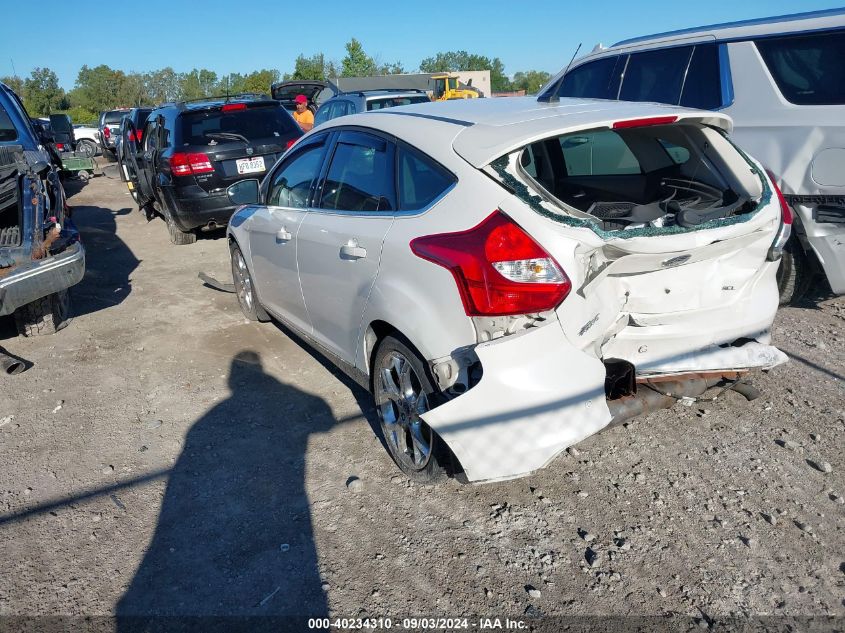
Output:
[[248, 133, 331, 333], [132, 117, 160, 205], [296, 129, 397, 363]]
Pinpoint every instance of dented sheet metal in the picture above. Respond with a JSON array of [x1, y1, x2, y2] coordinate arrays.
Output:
[[633, 341, 788, 376], [421, 323, 611, 483]]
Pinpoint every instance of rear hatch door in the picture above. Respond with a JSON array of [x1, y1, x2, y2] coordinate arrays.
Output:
[[175, 102, 302, 192]]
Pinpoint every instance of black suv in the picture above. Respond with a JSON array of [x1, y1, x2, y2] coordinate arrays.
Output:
[[125, 94, 302, 244]]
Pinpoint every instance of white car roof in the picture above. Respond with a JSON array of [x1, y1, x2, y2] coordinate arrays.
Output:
[[613, 8, 845, 48], [321, 96, 731, 168]]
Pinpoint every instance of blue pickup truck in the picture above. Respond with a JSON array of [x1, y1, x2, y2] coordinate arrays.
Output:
[[0, 81, 85, 336]]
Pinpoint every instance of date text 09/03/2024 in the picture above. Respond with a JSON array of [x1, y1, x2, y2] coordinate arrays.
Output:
[[307, 617, 528, 630]]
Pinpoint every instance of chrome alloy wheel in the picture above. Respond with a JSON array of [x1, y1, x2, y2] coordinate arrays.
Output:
[[232, 249, 254, 313], [376, 351, 434, 471]]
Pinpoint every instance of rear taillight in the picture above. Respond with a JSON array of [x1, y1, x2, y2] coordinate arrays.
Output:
[[613, 116, 678, 129], [765, 169, 793, 261], [285, 138, 297, 150], [222, 103, 247, 112], [410, 210, 571, 316], [128, 130, 143, 143], [103, 127, 111, 139], [55, 143, 64, 151], [136, 130, 143, 142], [170, 152, 214, 176]]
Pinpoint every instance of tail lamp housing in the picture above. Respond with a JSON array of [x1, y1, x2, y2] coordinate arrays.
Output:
[[170, 152, 214, 176], [765, 169, 793, 261], [410, 211, 571, 316]]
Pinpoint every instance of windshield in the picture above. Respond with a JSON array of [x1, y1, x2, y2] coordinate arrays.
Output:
[[181, 106, 299, 146]]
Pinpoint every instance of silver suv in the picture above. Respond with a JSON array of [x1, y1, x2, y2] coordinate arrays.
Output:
[[540, 8, 845, 304], [313, 89, 430, 127]]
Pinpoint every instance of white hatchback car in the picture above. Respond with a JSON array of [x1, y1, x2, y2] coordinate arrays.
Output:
[[225, 97, 789, 483]]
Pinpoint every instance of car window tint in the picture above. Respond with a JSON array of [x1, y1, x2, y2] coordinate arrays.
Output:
[[520, 145, 538, 178], [144, 121, 158, 151], [268, 143, 327, 208], [104, 111, 126, 124], [367, 96, 429, 110], [314, 104, 333, 126], [679, 44, 723, 110], [181, 106, 298, 145], [755, 30, 845, 105], [558, 56, 625, 99], [0, 104, 18, 142], [659, 139, 690, 165], [620, 46, 693, 104], [320, 133, 395, 212], [397, 146, 454, 211], [561, 130, 640, 176]]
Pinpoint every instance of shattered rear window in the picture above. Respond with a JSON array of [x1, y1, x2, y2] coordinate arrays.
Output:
[[493, 123, 770, 239]]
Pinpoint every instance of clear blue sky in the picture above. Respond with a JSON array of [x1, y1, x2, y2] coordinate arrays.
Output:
[[1, 0, 840, 89]]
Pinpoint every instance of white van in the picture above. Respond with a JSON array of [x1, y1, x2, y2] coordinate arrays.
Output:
[[539, 9, 845, 303]]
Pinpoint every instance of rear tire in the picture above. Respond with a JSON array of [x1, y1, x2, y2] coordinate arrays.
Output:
[[167, 215, 197, 245], [76, 139, 97, 158], [373, 334, 448, 483], [14, 290, 71, 337], [777, 236, 811, 305], [230, 242, 270, 322]]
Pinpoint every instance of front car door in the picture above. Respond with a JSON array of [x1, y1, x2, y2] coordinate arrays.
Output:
[[296, 129, 397, 363], [248, 133, 331, 334]]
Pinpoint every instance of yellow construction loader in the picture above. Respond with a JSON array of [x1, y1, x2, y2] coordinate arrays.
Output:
[[430, 74, 482, 101]]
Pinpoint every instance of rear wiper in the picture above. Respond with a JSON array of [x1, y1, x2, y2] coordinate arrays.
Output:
[[204, 132, 250, 145]]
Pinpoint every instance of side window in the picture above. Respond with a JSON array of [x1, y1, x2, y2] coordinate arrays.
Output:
[[659, 139, 691, 165], [619, 46, 693, 105], [143, 120, 158, 151], [0, 103, 18, 142], [159, 116, 172, 149], [561, 130, 640, 176], [680, 44, 722, 110], [318, 131, 395, 212], [558, 56, 625, 100], [397, 145, 454, 211], [267, 139, 327, 208], [755, 30, 845, 105], [314, 104, 334, 126]]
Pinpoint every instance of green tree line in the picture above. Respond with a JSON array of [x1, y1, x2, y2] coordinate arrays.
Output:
[[2, 39, 550, 123]]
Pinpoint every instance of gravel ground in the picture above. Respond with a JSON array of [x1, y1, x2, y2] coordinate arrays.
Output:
[[0, 168, 842, 630]]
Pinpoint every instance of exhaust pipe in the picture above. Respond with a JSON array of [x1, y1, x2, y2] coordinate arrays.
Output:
[[606, 377, 724, 428], [0, 348, 26, 375], [200, 221, 219, 232]]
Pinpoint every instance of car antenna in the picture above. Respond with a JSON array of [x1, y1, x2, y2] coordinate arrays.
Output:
[[538, 42, 581, 103]]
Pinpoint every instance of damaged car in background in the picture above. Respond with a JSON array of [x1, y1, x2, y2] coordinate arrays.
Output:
[[224, 97, 789, 483], [0, 81, 85, 339]]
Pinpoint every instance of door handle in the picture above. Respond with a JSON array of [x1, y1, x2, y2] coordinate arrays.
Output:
[[340, 240, 367, 260], [276, 227, 292, 241]]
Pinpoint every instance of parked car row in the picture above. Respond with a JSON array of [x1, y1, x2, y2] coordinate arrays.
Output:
[[5, 8, 837, 485]]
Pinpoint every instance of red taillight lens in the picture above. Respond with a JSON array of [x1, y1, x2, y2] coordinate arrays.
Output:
[[170, 152, 214, 176], [766, 169, 793, 225], [103, 127, 111, 138], [410, 211, 571, 316], [612, 116, 678, 129], [221, 103, 247, 112], [128, 131, 136, 142], [136, 130, 143, 142], [55, 143, 64, 151], [765, 169, 793, 260], [285, 138, 297, 150]]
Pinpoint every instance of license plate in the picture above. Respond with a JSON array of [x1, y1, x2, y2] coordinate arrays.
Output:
[[236, 156, 265, 175]]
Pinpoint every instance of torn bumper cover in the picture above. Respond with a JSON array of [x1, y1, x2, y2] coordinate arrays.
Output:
[[0, 241, 85, 316], [422, 324, 785, 483]]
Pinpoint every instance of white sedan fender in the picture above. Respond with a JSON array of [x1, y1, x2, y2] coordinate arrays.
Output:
[[421, 322, 611, 483]]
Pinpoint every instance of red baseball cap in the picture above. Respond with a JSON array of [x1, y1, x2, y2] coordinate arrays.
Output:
[[294, 94, 307, 104]]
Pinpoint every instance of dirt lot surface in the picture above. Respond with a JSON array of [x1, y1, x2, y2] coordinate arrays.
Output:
[[0, 168, 843, 631]]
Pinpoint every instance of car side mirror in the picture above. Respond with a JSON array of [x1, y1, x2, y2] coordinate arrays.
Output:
[[227, 179, 261, 206]]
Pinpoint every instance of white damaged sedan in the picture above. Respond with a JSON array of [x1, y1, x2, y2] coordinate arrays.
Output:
[[225, 97, 790, 483]]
